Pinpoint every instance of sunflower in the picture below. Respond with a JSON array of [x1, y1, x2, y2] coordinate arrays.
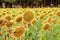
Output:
[[12, 14, 15, 17], [5, 16, 11, 21], [0, 19, 3, 25], [0, 19, 5, 26], [40, 14, 45, 19], [13, 27, 25, 37], [56, 11, 60, 17], [51, 18, 56, 24], [16, 17, 22, 23], [48, 13, 53, 16], [5, 21, 13, 27], [47, 16, 51, 22], [42, 22, 50, 31], [23, 10, 34, 22]]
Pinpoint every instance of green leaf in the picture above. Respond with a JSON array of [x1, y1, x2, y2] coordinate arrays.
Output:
[[1, 27, 7, 35]]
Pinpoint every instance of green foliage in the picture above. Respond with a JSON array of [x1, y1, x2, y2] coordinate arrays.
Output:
[[23, 19, 43, 40], [4, 0, 16, 3], [1, 27, 7, 35]]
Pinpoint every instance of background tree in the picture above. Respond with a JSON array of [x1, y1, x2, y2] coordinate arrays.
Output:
[[0, 0, 60, 8], [58, 0, 60, 5], [4, 0, 16, 8], [0, 0, 4, 7], [38, 0, 43, 7]]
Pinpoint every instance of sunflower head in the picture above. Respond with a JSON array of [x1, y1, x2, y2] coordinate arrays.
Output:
[[47, 16, 51, 22], [5, 21, 13, 27], [0, 19, 5, 26], [48, 13, 53, 16], [23, 10, 34, 22], [0, 19, 3, 25], [51, 18, 56, 24], [16, 17, 22, 23], [42, 22, 50, 31], [5, 16, 11, 21], [12, 14, 15, 17], [13, 27, 25, 37], [56, 11, 60, 17], [40, 14, 45, 19]]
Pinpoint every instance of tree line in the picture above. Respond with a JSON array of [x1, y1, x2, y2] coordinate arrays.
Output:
[[0, 0, 60, 8]]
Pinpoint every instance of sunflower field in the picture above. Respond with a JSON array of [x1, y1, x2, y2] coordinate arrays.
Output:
[[0, 8, 60, 40]]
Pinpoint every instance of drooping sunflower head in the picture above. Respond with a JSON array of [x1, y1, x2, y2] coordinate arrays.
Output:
[[23, 10, 34, 22]]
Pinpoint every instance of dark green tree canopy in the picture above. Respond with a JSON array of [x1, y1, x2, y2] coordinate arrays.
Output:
[[4, 0, 16, 3]]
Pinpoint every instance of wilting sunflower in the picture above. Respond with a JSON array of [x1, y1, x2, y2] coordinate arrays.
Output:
[[23, 10, 34, 22], [13, 26, 25, 37], [42, 22, 50, 31], [56, 11, 60, 17]]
